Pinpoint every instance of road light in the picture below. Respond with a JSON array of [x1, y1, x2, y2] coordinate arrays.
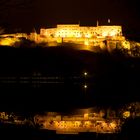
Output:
[[84, 72, 88, 76]]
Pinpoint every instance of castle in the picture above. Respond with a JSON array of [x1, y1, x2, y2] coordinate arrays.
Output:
[[0, 23, 130, 51], [40, 24, 122, 38]]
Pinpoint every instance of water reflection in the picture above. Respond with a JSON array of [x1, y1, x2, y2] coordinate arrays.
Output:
[[0, 102, 140, 134]]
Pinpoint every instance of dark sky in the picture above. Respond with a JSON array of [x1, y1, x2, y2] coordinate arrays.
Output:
[[0, 0, 140, 33]]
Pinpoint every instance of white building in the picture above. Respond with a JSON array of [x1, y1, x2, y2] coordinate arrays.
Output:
[[40, 24, 122, 39]]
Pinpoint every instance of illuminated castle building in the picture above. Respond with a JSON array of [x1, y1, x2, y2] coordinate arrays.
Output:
[[40, 24, 122, 38], [0, 22, 132, 51], [37, 23, 126, 50]]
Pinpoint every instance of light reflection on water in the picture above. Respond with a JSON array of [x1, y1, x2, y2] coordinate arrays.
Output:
[[0, 102, 140, 135]]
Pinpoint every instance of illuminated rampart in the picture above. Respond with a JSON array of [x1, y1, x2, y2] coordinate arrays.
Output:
[[40, 24, 122, 38], [0, 24, 133, 52]]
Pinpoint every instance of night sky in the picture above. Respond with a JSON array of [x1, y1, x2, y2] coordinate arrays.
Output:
[[0, 0, 140, 33]]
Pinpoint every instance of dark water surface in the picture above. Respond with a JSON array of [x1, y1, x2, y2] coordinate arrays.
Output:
[[0, 46, 140, 111], [0, 46, 140, 139]]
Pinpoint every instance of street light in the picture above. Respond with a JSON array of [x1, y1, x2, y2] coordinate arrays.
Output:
[[84, 72, 88, 76]]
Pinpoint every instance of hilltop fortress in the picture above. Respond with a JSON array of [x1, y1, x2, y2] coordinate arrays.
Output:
[[0, 23, 131, 51], [40, 24, 122, 38], [31, 23, 130, 51]]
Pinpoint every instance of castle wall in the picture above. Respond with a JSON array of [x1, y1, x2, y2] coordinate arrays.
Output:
[[40, 24, 122, 39]]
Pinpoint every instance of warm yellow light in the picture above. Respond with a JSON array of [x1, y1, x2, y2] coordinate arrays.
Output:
[[102, 32, 108, 37], [74, 121, 81, 126], [101, 121, 107, 127], [76, 33, 82, 38], [0, 38, 19, 46], [84, 121, 91, 125], [110, 121, 117, 129], [109, 31, 117, 36], [57, 38, 62, 43], [84, 40, 89, 45], [122, 41, 130, 50], [123, 111, 130, 118], [85, 34, 91, 38]]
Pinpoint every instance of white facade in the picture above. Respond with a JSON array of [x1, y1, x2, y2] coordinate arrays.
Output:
[[40, 24, 122, 38]]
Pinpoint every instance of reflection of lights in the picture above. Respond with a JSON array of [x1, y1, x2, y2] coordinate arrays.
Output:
[[101, 121, 107, 127], [84, 113, 89, 120], [110, 121, 117, 129], [123, 111, 130, 118], [75, 121, 81, 126], [84, 121, 91, 125], [84, 84, 87, 89], [34, 113, 122, 133]]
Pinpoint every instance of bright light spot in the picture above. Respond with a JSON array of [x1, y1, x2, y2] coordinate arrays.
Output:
[[109, 31, 117, 36], [84, 121, 91, 125], [101, 121, 107, 127], [122, 41, 130, 50], [84, 113, 89, 119], [76, 33, 82, 38], [84, 72, 88, 76], [57, 38, 62, 43], [110, 121, 117, 129], [108, 19, 111, 23], [123, 111, 130, 119], [0, 38, 19, 46], [84, 40, 89, 45], [102, 32, 108, 37], [85, 33, 91, 38], [84, 84, 87, 89]]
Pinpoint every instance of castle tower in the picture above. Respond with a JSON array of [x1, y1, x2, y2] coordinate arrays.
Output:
[[78, 20, 80, 26], [96, 20, 99, 26]]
